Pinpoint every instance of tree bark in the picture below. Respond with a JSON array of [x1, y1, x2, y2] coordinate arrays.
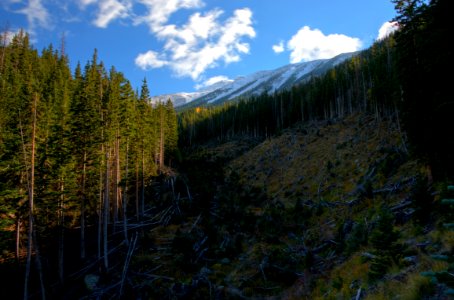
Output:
[[135, 161, 139, 221], [116, 131, 121, 224], [98, 155, 103, 260], [103, 150, 110, 271], [141, 147, 145, 218], [123, 138, 129, 244], [58, 178, 65, 284], [113, 130, 120, 226], [23, 93, 46, 299], [16, 217, 21, 263], [80, 151, 86, 259], [159, 108, 165, 172]]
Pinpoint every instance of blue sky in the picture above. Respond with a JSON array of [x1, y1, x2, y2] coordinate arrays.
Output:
[[0, 0, 398, 96]]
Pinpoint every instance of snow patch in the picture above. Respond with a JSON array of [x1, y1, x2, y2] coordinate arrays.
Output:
[[155, 52, 358, 107]]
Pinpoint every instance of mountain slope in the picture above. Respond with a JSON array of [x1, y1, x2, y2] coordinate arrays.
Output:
[[151, 52, 357, 109], [122, 113, 444, 299], [149, 79, 233, 107]]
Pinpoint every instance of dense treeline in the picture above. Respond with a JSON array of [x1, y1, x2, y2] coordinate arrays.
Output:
[[392, 0, 452, 179], [179, 37, 399, 146], [0, 31, 177, 295], [179, 0, 452, 181]]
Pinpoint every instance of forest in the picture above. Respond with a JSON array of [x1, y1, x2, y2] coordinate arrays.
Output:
[[0, 31, 179, 298], [1, 0, 453, 299]]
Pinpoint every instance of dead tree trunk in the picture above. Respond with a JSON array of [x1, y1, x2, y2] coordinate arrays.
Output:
[[135, 161, 139, 221], [103, 150, 110, 271], [116, 131, 121, 223], [16, 217, 21, 263], [58, 178, 65, 284], [159, 108, 165, 172], [141, 147, 145, 218], [23, 93, 46, 299], [113, 130, 120, 227], [123, 139, 129, 244], [80, 151, 87, 260]]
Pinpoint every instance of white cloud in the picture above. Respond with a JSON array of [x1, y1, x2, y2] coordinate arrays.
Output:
[[1, 30, 20, 45], [135, 6, 255, 80], [78, 0, 132, 28], [195, 75, 232, 90], [17, 0, 51, 35], [135, 0, 204, 31], [95, 0, 132, 28], [377, 21, 398, 40], [272, 41, 284, 53], [287, 26, 361, 63], [2, 0, 255, 81], [135, 50, 168, 69]]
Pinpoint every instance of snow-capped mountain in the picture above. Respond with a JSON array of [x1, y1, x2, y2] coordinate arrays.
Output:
[[151, 52, 357, 109], [149, 79, 233, 107]]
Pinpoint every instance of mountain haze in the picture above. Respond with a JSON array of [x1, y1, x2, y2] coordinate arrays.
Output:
[[151, 52, 357, 109]]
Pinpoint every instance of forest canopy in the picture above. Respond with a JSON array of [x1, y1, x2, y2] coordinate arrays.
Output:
[[0, 30, 178, 297]]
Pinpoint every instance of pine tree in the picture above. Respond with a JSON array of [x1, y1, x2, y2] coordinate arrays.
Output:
[[165, 99, 179, 166], [368, 207, 401, 281], [0, 30, 175, 296], [421, 185, 454, 296]]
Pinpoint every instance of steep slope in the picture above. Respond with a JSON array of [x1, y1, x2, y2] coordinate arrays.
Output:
[[229, 114, 411, 208], [199, 115, 443, 299], [63, 112, 450, 299], [113, 113, 449, 299], [151, 52, 357, 109], [219, 115, 448, 299]]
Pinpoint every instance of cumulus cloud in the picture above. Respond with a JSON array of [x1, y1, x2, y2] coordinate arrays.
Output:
[[377, 21, 399, 40], [272, 41, 284, 53], [135, 5, 256, 80], [195, 75, 233, 90], [287, 26, 361, 63], [3, 0, 255, 81], [135, 50, 168, 69]]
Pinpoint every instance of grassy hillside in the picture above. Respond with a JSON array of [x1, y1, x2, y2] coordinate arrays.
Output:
[[114, 112, 452, 299], [224, 114, 447, 299]]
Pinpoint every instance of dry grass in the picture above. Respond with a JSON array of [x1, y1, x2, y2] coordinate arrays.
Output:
[[135, 113, 443, 299], [222, 114, 431, 298], [229, 114, 410, 209]]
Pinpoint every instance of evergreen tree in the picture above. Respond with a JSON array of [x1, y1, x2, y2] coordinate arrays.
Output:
[[421, 185, 454, 296], [70, 55, 103, 259], [393, 0, 453, 179], [165, 99, 179, 165], [0, 30, 175, 295], [368, 207, 401, 282]]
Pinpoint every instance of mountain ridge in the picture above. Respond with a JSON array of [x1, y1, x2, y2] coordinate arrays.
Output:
[[151, 51, 358, 109]]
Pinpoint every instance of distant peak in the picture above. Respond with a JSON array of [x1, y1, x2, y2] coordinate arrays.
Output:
[[154, 51, 358, 109]]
